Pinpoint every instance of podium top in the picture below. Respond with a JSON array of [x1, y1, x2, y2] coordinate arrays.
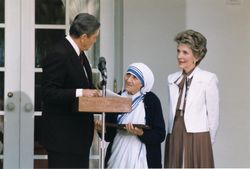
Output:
[[78, 96, 132, 113]]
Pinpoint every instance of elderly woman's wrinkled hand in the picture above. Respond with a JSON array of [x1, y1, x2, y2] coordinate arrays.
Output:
[[125, 123, 144, 136]]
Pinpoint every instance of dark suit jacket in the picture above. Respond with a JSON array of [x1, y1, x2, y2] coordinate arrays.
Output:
[[40, 37, 95, 155], [104, 92, 166, 168]]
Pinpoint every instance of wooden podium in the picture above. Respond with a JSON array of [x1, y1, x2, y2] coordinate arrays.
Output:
[[78, 96, 131, 169], [78, 96, 132, 113]]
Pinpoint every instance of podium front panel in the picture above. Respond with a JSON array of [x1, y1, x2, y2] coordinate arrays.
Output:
[[78, 97, 131, 113]]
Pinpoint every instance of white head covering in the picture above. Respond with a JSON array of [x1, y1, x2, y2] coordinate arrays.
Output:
[[126, 62, 154, 95]]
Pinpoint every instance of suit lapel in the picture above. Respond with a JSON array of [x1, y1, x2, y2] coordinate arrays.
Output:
[[169, 83, 179, 114], [169, 71, 182, 114]]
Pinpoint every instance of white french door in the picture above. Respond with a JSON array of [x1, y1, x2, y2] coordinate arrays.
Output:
[[1, 0, 101, 168]]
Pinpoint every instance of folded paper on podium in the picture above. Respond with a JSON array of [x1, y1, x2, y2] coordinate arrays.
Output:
[[78, 96, 132, 113]]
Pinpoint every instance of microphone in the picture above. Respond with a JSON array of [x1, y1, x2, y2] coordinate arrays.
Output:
[[98, 57, 107, 79]]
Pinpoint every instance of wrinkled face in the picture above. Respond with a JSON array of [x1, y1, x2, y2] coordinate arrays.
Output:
[[80, 29, 100, 51], [177, 44, 198, 73], [124, 73, 143, 95]]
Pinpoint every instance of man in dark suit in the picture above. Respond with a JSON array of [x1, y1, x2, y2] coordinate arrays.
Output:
[[41, 13, 101, 168]]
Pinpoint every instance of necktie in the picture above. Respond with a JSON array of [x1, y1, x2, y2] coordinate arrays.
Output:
[[79, 52, 86, 69], [79, 52, 84, 66], [79, 52, 88, 84]]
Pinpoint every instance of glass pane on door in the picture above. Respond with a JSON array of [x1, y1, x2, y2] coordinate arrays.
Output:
[[0, 0, 4, 23], [35, 0, 65, 24], [0, 29, 4, 67], [35, 29, 65, 68], [0, 72, 3, 111]]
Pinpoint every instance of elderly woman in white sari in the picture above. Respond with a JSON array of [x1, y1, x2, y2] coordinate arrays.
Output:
[[95, 62, 166, 168]]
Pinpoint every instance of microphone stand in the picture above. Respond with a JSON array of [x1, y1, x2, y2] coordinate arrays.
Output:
[[100, 73, 107, 169]]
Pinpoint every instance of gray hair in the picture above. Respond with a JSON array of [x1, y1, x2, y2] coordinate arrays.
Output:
[[69, 13, 100, 38], [174, 29, 207, 65]]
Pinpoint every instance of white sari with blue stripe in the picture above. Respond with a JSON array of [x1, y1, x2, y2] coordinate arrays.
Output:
[[107, 91, 148, 168]]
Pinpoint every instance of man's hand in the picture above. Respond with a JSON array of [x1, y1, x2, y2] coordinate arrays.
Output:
[[82, 89, 101, 97]]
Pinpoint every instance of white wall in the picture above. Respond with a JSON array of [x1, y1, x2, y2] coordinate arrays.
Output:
[[186, 0, 250, 167], [122, 0, 250, 167], [100, 0, 115, 90]]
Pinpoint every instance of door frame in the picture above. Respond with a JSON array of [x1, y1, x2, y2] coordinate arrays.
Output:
[[4, 0, 21, 168]]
